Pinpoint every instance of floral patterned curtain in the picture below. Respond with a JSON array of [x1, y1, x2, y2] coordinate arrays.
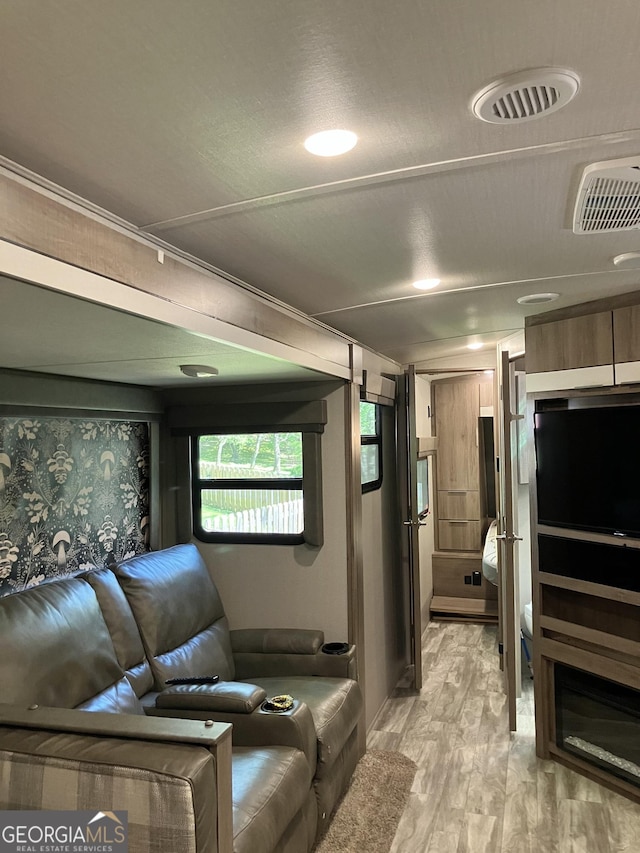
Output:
[[0, 417, 150, 596]]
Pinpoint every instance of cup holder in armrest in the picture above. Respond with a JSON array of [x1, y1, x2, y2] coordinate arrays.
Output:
[[321, 642, 349, 655], [262, 694, 294, 713]]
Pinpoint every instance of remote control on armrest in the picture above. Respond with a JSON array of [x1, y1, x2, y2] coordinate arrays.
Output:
[[165, 675, 220, 686]]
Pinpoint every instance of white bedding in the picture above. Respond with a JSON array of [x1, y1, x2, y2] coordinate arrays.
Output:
[[482, 519, 498, 585]]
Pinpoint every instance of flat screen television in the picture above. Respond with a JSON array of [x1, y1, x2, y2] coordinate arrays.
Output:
[[534, 404, 640, 539]]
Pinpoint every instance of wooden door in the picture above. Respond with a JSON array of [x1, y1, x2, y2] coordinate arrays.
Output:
[[497, 350, 521, 731], [397, 366, 423, 691]]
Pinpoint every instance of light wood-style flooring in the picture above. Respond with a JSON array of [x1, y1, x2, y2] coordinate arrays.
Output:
[[368, 621, 640, 853]]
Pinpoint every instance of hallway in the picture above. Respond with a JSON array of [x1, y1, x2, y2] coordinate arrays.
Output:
[[369, 621, 640, 852]]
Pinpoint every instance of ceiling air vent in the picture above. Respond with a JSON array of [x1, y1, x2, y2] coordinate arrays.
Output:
[[517, 293, 559, 305], [472, 68, 579, 124], [573, 157, 640, 234]]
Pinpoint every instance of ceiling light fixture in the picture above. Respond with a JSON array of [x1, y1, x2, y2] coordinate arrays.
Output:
[[303, 129, 358, 157], [467, 342, 483, 351], [517, 293, 559, 305], [179, 364, 219, 378], [412, 278, 441, 290]]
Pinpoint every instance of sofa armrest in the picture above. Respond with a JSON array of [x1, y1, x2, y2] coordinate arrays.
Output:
[[148, 697, 318, 778], [0, 703, 232, 745], [230, 628, 324, 655], [0, 704, 232, 853], [157, 682, 267, 714], [231, 634, 358, 680]]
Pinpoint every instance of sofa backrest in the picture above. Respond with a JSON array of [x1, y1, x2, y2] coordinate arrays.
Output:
[[82, 568, 154, 699], [0, 576, 142, 714], [115, 544, 236, 688]]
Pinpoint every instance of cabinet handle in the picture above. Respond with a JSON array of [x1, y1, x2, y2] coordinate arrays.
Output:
[[447, 520, 469, 524], [446, 490, 468, 494]]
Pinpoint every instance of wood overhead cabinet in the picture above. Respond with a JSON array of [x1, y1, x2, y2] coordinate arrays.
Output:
[[613, 303, 640, 383], [525, 293, 640, 392]]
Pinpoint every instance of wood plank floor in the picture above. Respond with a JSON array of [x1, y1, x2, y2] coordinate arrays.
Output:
[[368, 621, 640, 853]]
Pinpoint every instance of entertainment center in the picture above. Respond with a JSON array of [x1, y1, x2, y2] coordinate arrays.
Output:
[[526, 293, 640, 803]]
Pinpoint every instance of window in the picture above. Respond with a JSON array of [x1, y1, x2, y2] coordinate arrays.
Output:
[[416, 457, 430, 518], [360, 401, 382, 492], [192, 431, 321, 544]]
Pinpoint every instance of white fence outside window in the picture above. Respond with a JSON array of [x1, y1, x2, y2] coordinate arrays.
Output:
[[202, 498, 304, 535]]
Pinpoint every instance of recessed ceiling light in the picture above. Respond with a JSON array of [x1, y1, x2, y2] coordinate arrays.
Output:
[[412, 278, 441, 290], [613, 252, 640, 269], [179, 364, 219, 378], [303, 129, 358, 157], [517, 292, 560, 305], [467, 342, 483, 351]]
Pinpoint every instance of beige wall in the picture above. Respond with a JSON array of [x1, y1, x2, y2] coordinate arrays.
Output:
[[180, 383, 350, 641]]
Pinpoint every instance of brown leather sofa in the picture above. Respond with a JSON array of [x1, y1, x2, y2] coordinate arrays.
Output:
[[0, 544, 364, 853]]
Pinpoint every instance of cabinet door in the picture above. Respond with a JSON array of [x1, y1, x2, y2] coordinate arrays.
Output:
[[525, 312, 614, 392], [433, 554, 498, 599], [613, 305, 640, 384], [525, 312, 613, 373], [434, 381, 479, 491], [437, 520, 482, 551], [438, 489, 480, 519]]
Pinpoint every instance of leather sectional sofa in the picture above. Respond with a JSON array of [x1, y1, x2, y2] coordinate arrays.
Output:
[[0, 544, 363, 853]]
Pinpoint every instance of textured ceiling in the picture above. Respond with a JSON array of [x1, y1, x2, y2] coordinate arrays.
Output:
[[0, 276, 326, 386], [3, 0, 640, 382]]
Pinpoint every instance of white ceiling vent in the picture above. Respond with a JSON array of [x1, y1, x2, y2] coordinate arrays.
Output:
[[472, 68, 579, 124], [517, 293, 559, 305], [573, 157, 640, 234]]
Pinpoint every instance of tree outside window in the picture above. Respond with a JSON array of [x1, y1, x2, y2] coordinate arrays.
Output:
[[360, 402, 382, 492], [192, 432, 305, 541]]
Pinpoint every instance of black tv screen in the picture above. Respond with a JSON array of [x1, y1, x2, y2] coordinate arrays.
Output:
[[534, 405, 640, 539]]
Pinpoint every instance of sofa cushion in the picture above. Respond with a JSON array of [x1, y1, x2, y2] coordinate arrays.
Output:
[[231, 746, 311, 853], [115, 544, 235, 686], [244, 677, 363, 771], [75, 677, 145, 715], [148, 696, 318, 779], [231, 629, 324, 655], [82, 568, 154, 698], [0, 577, 127, 710]]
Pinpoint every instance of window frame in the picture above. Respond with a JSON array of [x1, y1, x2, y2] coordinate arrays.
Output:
[[191, 430, 322, 546], [360, 401, 383, 493]]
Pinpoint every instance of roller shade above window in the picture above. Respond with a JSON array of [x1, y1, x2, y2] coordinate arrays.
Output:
[[167, 400, 327, 435]]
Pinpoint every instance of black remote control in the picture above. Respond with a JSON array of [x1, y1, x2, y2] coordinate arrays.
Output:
[[165, 675, 220, 685]]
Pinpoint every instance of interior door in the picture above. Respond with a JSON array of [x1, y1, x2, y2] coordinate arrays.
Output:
[[497, 349, 522, 730], [396, 365, 423, 691]]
